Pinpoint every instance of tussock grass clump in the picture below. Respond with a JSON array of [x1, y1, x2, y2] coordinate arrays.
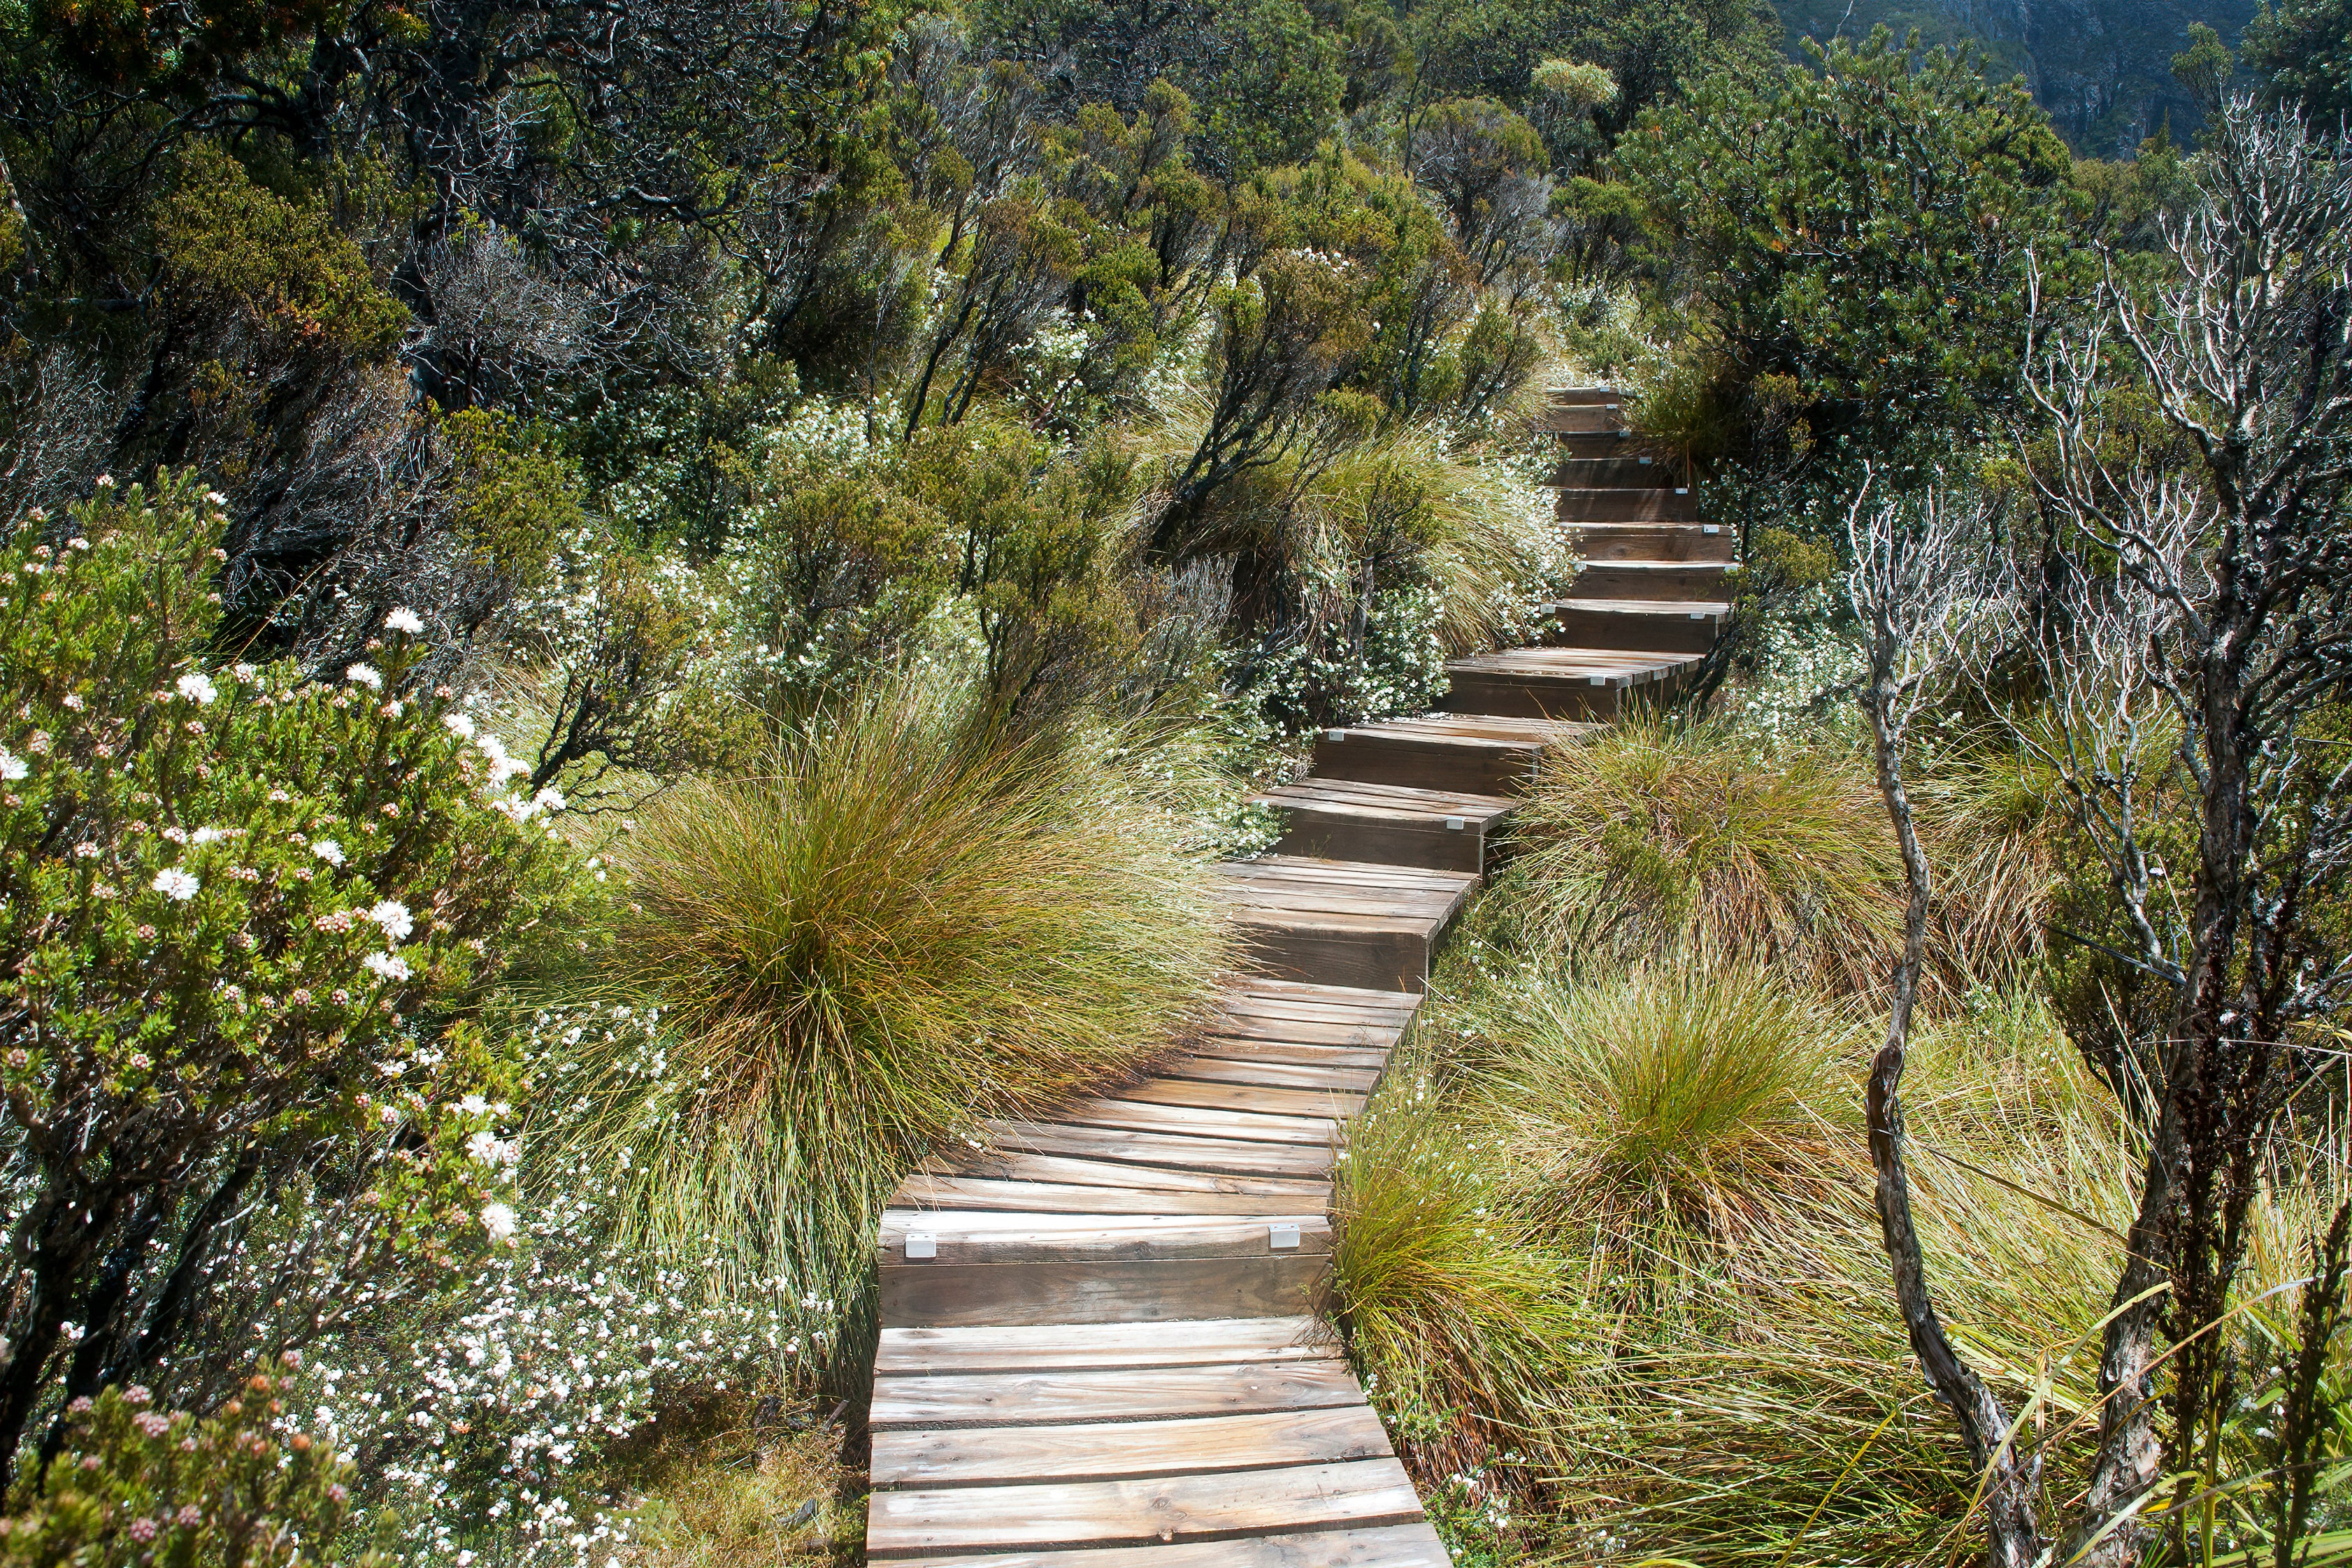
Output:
[[564, 668, 1231, 1313], [1502, 721, 1902, 993], [1462, 964, 1860, 1244], [1331, 1075, 1582, 1465]]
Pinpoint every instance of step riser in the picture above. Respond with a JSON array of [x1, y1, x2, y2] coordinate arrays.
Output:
[[880, 1256, 1324, 1328], [1309, 737, 1539, 796], [1553, 433, 1663, 459], [1269, 813, 1487, 876], [1550, 456, 1681, 489], [1539, 408, 1628, 435], [1549, 387, 1623, 406], [1568, 566, 1731, 603], [1442, 674, 1619, 722], [1238, 928, 1434, 995], [1573, 524, 1735, 563], [1544, 609, 1721, 654], [1555, 488, 1696, 522]]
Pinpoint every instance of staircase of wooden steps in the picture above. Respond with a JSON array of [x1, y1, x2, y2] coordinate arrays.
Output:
[[861, 387, 1719, 1566]]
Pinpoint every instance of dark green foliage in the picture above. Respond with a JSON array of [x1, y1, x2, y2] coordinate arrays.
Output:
[[1616, 31, 2077, 461], [2243, 0, 2352, 122]]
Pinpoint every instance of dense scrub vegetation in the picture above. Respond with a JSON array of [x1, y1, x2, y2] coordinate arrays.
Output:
[[1, 0, 2348, 1560]]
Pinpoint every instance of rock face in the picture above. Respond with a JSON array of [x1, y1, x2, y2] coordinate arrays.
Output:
[[1777, 0, 2256, 157]]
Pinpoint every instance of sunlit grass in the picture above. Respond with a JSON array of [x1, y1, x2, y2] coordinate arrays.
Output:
[[548, 666, 1232, 1332]]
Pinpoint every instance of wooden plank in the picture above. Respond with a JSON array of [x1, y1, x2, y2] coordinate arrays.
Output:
[[871, 1404, 1391, 1488], [1224, 977, 1424, 1009], [980, 1121, 1336, 1177], [1201, 1015, 1403, 1046], [893, 1175, 1331, 1216], [1123, 1077, 1369, 1116], [878, 1253, 1326, 1328], [865, 1460, 1427, 1556], [908, 1522, 1452, 1567], [870, 1358, 1362, 1429], [1183, 1040, 1393, 1072], [922, 1149, 1332, 1198], [1052, 1097, 1341, 1146], [875, 1316, 1337, 1376], [876, 1211, 1331, 1264]]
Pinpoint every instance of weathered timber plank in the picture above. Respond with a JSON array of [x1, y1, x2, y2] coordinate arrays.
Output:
[[876, 1210, 1331, 1264], [1122, 1077, 1370, 1116], [864, 1459, 1427, 1556], [870, 1404, 1391, 1489], [1166, 1048, 1383, 1086], [878, 1253, 1326, 1328], [891, 1175, 1331, 1216], [919, 1149, 1331, 1198], [979, 1121, 1336, 1177], [1050, 1097, 1341, 1146], [907, 1522, 1452, 1567], [870, 1357, 1362, 1429], [875, 1316, 1336, 1376]]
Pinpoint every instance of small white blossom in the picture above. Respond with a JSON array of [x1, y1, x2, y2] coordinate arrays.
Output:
[[444, 713, 477, 740], [311, 839, 345, 867], [0, 751, 24, 782], [367, 900, 414, 941], [531, 786, 567, 816], [480, 1202, 519, 1245], [175, 672, 217, 706], [346, 663, 384, 690], [385, 607, 425, 635], [150, 868, 199, 902], [361, 951, 410, 982]]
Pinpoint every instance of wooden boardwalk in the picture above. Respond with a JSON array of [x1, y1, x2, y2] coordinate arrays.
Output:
[[863, 387, 1720, 1565]]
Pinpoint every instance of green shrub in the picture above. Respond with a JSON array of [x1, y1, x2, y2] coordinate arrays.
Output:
[[0, 471, 575, 1465], [1, 1360, 371, 1568], [1500, 721, 1901, 992], [556, 666, 1232, 1322], [1456, 963, 1858, 1247]]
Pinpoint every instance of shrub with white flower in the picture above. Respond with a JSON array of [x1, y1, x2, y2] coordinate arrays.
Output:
[[0, 470, 589, 1475], [282, 1006, 822, 1568]]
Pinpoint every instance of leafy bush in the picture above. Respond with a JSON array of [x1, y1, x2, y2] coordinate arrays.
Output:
[[0, 472, 579, 1468], [1, 1360, 367, 1568], [1498, 720, 1902, 991], [553, 667, 1232, 1318]]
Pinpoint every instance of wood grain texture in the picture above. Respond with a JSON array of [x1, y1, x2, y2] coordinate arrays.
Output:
[[872, 1406, 1395, 1490], [870, 1357, 1363, 1428], [905, 1523, 1452, 1567], [879, 1253, 1327, 1328], [865, 1460, 1428, 1555]]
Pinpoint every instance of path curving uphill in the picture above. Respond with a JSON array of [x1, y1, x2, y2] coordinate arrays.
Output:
[[861, 388, 1721, 1565]]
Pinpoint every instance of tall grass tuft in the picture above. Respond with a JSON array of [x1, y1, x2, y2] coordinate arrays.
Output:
[[554, 668, 1232, 1335], [1462, 963, 1860, 1246], [1330, 1052, 1584, 1495]]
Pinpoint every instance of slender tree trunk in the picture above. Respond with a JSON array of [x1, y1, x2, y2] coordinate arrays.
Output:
[[1862, 663, 2043, 1568]]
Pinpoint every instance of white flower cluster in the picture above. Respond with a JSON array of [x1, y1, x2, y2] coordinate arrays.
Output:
[[291, 1005, 830, 1568]]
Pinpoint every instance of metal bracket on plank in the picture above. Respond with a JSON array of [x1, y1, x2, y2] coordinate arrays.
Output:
[[1269, 1223, 1301, 1251], [1444, 817, 1466, 831], [904, 1231, 937, 1260]]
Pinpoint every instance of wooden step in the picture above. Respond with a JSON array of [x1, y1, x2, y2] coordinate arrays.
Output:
[[1549, 454, 1681, 489], [903, 1525, 1454, 1567], [1567, 560, 1733, 603], [1537, 404, 1629, 436], [1555, 486, 1695, 522], [1212, 857, 1477, 993], [1547, 385, 1624, 406], [1442, 647, 1700, 720], [1309, 713, 1592, 795], [1250, 777, 1516, 875], [1554, 431, 1668, 459], [1544, 598, 1730, 654], [1571, 521, 1734, 562]]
